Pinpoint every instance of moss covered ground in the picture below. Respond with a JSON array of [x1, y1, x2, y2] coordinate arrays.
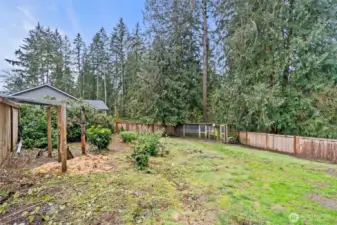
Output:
[[1, 137, 337, 224]]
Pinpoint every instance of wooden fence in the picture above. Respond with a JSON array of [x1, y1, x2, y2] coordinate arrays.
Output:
[[115, 121, 175, 136], [0, 98, 19, 165], [238, 131, 337, 162]]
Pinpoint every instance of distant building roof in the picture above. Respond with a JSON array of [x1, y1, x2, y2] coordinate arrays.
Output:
[[11, 84, 78, 100], [84, 100, 109, 110], [10, 84, 109, 110]]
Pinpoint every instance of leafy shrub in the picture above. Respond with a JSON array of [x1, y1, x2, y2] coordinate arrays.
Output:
[[131, 130, 168, 170], [19, 103, 114, 149], [20, 105, 58, 149], [120, 131, 138, 143], [87, 125, 112, 150], [227, 136, 240, 144]]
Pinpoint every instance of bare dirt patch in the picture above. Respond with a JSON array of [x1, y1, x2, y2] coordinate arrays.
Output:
[[307, 193, 337, 210], [93, 211, 122, 225], [34, 154, 115, 174]]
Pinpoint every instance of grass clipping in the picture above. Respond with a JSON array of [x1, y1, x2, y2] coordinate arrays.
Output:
[[34, 154, 114, 174]]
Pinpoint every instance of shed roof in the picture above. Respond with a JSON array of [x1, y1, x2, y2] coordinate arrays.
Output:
[[11, 84, 78, 100], [0, 94, 63, 106], [83, 100, 109, 110], [10, 84, 109, 110]]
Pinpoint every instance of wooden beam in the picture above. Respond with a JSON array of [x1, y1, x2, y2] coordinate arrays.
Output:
[[57, 107, 61, 162], [10, 106, 13, 152], [47, 106, 52, 157], [115, 122, 119, 133], [81, 106, 86, 155], [57, 105, 67, 172]]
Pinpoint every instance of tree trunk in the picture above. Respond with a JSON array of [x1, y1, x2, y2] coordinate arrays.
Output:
[[202, 0, 208, 122]]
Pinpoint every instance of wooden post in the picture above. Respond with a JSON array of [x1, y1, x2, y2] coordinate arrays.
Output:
[[115, 122, 119, 133], [246, 131, 248, 146], [294, 136, 297, 154], [198, 125, 201, 138], [152, 124, 155, 132], [265, 133, 268, 150], [57, 108, 61, 162], [57, 105, 67, 172], [81, 106, 86, 155], [126, 122, 130, 131], [10, 106, 13, 152], [136, 123, 139, 132], [183, 124, 185, 137], [47, 106, 52, 157], [225, 125, 228, 143]]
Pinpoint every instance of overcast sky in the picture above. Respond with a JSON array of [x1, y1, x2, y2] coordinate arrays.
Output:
[[0, 0, 145, 89]]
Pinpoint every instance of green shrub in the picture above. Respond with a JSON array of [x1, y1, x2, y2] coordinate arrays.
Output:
[[131, 130, 167, 170], [120, 131, 138, 143], [19, 103, 114, 149], [87, 125, 112, 150]]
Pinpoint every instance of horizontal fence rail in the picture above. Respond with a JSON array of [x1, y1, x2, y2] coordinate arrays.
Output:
[[115, 121, 175, 136], [115, 121, 228, 143], [238, 131, 337, 163]]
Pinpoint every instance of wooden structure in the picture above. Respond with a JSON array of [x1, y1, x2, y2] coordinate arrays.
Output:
[[0, 97, 20, 165], [115, 121, 175, 136], [237, 131, 337, 163], [0, 94, 87, 172], [115, 121, 229, 143]]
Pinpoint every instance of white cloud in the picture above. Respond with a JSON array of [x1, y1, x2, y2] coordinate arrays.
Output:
[[17, 6, 36, 23]]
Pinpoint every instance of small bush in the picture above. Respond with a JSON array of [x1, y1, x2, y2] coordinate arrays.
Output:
[[120, 131, 138, 143], [131, 130, 167, 170], [87, 125, 112, 150], [227, 136, 240, 144]]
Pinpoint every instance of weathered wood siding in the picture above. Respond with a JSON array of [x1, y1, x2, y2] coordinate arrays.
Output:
[[0, 101, 19, 165], [0, 103, 11, 165], [238, 131, 337, 162], [12, 108, 19, 145]]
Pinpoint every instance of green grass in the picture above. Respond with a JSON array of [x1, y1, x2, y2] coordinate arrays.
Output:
[[2, 137, 337, 224]]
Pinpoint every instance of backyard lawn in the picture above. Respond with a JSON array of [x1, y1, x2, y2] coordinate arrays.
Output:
[[1, 136, 337, 224]]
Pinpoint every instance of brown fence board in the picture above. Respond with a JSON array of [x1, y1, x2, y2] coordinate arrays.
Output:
[[238, 131, 337, 163], [297, 137, 337, 163]]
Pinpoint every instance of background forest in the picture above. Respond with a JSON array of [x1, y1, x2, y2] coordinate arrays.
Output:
[[2, 0, 337, 138]]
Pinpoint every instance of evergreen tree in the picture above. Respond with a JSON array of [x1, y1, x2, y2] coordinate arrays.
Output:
[[72, 33, 86, 97], [110, 18, 129, 116]]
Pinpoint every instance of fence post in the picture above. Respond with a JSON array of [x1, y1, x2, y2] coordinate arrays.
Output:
[[293, 136, 297, 154], [246, 131, 248, 146], [115, 122, 119, 133], [198, 125, 201, 138], [183, 124, 185, 137], [265, 133, 268, 149]]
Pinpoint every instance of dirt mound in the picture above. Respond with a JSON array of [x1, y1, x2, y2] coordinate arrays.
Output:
[[34, 154, 115, 174]]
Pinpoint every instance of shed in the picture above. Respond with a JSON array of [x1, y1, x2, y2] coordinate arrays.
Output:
[[0, 97, 20, 165], [0, 94, 75, 172], [11, 84, 109, 110]]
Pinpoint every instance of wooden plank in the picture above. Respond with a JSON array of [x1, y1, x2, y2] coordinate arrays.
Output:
[[47, 107, 52, 157], [10, 106, 13, 152], [57, 105, 67, 173], [81, 106, 86, 155], [57, 107, 61, 162], [115, 122, 119, 133]]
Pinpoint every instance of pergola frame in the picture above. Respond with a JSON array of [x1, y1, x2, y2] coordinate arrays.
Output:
[[0, 95, 87, 173]]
